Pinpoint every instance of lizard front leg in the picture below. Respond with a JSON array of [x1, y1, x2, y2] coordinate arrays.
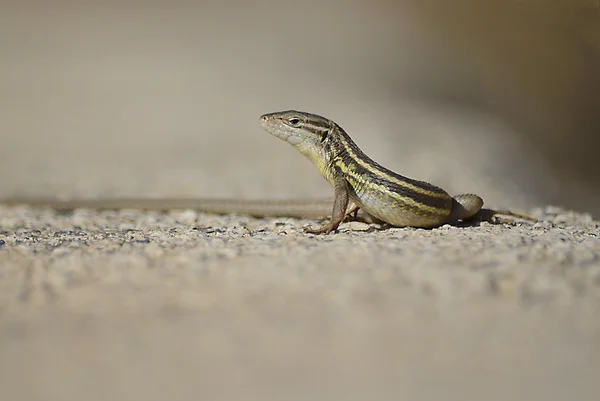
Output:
[[305, 177, 349, 234]]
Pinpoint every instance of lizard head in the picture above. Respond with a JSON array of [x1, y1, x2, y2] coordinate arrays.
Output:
[[259, 110, 334, 170], [260, 110, 332, 145]]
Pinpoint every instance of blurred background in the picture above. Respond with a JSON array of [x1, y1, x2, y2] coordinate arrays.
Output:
[[1, 0, 599, 215]]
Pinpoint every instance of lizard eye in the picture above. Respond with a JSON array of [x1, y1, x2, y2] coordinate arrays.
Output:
[[287, 117, 301, 126]]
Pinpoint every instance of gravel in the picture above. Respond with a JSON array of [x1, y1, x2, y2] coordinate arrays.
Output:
[[0, 205, 599, 401]]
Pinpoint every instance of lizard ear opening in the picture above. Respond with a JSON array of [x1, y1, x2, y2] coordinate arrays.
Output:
[[320, 129, 329, 142]]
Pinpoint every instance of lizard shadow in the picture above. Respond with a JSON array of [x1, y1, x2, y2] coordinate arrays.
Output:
[[341, 208, 521, 233]]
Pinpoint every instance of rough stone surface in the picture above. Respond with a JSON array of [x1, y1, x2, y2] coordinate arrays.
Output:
[[0, 205, 598, 401]]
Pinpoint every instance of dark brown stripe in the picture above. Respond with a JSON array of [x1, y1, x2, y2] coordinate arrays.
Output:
[[340, 156, 453, 210]]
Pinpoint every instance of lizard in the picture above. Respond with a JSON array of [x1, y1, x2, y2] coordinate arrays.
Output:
[[259, 110, 536, 234], [1, 110, 536, 234]]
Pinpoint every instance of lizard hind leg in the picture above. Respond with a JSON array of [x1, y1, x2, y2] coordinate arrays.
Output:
[[450, 194, 484, 221]]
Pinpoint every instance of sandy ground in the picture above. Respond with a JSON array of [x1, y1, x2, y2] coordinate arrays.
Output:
[[0, 205, 598, 401]]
